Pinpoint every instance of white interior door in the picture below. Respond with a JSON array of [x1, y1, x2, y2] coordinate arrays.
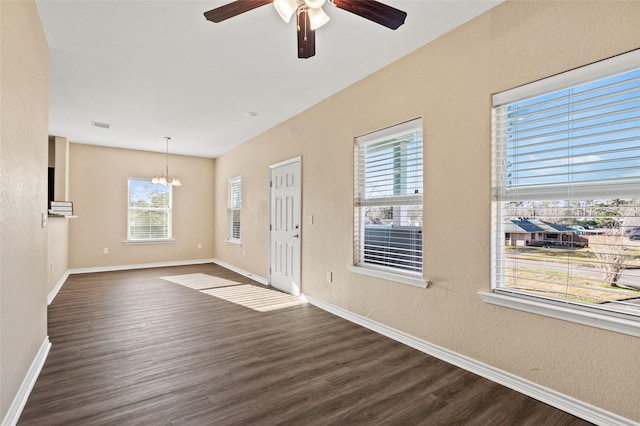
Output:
[[269, 157, 301, 296]]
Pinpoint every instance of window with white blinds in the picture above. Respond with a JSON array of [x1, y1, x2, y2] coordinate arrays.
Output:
[[354, 118, 423, 276], [492, 50, 640, 321], [128, 179, 172, 241], [227, 176, 241, 243]]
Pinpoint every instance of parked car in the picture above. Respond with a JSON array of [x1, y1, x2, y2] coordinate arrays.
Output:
[[629, 229, 640, 240]]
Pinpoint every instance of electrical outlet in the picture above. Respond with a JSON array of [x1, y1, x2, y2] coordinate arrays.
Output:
[[307, 215, 314, 225], [197, 243, 202, 249], [326, 271, 332, 282], [103, 248, 109, 255]]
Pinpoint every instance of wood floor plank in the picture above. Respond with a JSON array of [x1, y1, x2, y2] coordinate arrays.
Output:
[[18, 263, 592, 425]]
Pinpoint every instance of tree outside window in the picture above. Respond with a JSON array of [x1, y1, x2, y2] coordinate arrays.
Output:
[[128, 179, 172, 241]]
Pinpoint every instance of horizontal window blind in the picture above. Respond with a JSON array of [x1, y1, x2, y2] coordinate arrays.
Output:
[[128, 210, 170, 239], [128, 179, 172, 240], [493, 50, 640, 318], [355, 118, 423, 274], [228, 177, 241, 241]]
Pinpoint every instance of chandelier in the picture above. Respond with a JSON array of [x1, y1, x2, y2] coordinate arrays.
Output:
[[274, 0, 331, 30], [151, 137, 182, 186]]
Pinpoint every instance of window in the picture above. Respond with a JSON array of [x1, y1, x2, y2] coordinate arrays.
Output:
[[490, 50, 640, 332], [127, 179, 172, 241], [227, 176, 241, 244], [354, 118, 423, 280]]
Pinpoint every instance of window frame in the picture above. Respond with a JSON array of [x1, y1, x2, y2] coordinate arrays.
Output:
[[352, 118, 428, 288], [126, 178, 173, 243], [485, 49, 640, 337], [226, 176, 242, 246]]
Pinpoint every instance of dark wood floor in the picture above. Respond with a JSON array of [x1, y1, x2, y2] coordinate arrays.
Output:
[[19, 263, 591, 425]]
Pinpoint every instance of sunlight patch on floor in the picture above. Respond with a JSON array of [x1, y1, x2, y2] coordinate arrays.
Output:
[[160, 273, 242, 290], [201, 284, 306, 312]]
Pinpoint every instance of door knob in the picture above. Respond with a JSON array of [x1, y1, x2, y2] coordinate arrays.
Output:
[[292, 234, 299, 238]]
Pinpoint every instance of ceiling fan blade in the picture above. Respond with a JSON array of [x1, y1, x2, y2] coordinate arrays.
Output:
[[297, 9, 316, 59], [204, 0, 274, 23], [333, 0, 407, 30]]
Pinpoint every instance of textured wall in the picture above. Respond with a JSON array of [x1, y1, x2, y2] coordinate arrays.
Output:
[[213, 1, 640, 421], [68, 144, 216, 269], [0, 0, 49, 420]]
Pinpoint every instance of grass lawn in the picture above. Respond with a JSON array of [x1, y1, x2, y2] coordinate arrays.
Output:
[[504, 238, 640, 304], [504, 267, 640, 304]]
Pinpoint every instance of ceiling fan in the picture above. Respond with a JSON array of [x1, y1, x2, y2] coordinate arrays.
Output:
[[204, 0, 407, 59]]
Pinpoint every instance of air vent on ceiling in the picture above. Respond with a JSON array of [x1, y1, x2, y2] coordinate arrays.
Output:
[[91, 121, 111, 129]]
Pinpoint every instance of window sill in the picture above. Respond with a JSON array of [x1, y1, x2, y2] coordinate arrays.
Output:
[[123, 239, 176, 245], [349, 265, 428, 289], [225, 239, 242, 247], [479, 290, 640, 337]]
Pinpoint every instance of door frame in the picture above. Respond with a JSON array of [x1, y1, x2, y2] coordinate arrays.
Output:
[[269, 156, 302, 295]]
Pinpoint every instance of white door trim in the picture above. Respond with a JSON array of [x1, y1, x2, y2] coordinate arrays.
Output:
[[269, 155, 302, 170]]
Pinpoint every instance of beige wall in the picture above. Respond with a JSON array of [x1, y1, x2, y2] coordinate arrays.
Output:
[[0, 0, 49, 421], [68, 144, 215, 268], [47, 218, 69, 295], [214, 1, 640, 421], [47, 137, 71, 295], [213, 140, 284, 278]]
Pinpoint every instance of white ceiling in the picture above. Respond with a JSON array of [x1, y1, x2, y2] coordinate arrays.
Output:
[[36, 0, 502, 158]]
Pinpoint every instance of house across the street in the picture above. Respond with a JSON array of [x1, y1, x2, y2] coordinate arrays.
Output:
[[504, 218, 589, 248]]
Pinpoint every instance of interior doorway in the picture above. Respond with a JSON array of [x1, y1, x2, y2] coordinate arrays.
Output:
[[269, 157, 301, 296]]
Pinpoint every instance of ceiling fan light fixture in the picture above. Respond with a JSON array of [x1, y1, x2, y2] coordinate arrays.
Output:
[[204, 0, 407, 59], [304, 0, 325, 9], [308, 6, 330, 30], [274, 0, 297, 23]]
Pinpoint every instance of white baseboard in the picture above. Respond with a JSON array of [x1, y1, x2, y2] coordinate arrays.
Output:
[[68, 258, 216, 275], [303, 295, 637, 426], [47, 271, 70, 305], [212, 258, 268, 286], [1, 337, 51, 426]]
